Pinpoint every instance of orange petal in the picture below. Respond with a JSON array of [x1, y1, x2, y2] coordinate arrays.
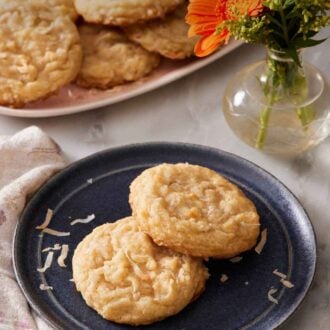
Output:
[[194, 31, 229, 57], [186, 0, 221, 26], [248, 1, 264, 16], [188, 0, 219, 16], [186, 0, 264, 56], [188, 19, 219, 37]]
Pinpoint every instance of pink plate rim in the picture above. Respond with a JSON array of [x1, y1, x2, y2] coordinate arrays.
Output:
[[0, 40, 243, 118]]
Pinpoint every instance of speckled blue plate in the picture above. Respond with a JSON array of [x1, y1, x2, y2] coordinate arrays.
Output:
[[13, 143, 316, 330]]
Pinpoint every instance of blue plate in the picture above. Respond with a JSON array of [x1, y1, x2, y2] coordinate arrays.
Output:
[[13, 143, 316, 330]]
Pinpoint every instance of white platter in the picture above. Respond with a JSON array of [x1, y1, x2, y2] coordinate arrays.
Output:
[[0, 40, 242, 118]]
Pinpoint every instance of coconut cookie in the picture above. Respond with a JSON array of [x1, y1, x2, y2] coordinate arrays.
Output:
[[0, 0, 78, 20], [42, 0, 79, 21], [54, 0, 79, 21], [72, 217, 208, 325], [129, 163, 260, 258], [74, 0, 185, 26], [76, 24, 160, 89], [0, 2, 82, 107], [125, 4, 198, 59]]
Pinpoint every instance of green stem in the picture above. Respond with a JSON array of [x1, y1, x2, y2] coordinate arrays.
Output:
[[256, 47, 314, 150], [255, 95, 274, 149], [296, 105, 315, 130], [290, 30, 299, 42], [279, 8, 290, 46]]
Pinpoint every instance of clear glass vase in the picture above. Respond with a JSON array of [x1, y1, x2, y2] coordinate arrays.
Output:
[[223, 48, 330, 155]]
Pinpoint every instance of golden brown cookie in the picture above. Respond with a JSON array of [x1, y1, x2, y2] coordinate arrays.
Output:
[[43, 0, 79, 21], [72, 217, 208, 325], [125, 4, 198, 59], [0, 2, 82, 107], [74, 0, 185, 26], [0, 0, 78, 20], [76, 24, 160, 89], [129, 163, 260, 258], [55, 0, 79, 21]]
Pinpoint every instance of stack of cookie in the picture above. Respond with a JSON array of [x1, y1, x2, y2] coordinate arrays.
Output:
[[75, 0, 198, 89], [72, 163, 260, 325], [0, 0, 198, 107]]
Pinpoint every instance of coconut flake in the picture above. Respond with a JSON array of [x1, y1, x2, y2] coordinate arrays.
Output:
[[35, 209, 53, 230], [42, 228, 70, 236], [280, 278, 295, 288], [273, 269, 287, 279], [229, 256, 243, 263], [37, 251, 54, 273], [70, 214, 95, 226], [267, 287, 279, 304], [255, 229, 267, 254], [57, 244, 69, 267], [40, 284, 53, 290], [42, 243, 62, 252], [87, 178, 93, 184], [272, 269, 294, 287], [67, 89, 73, 98], [220, 274, 229, 283], [124, 249, 150, 281]]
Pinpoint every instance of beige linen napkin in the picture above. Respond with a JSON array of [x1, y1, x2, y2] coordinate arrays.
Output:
[[0, 126, 66, 330]]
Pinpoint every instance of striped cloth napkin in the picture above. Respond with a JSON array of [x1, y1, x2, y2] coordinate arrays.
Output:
[[0, 126, 65, 330]]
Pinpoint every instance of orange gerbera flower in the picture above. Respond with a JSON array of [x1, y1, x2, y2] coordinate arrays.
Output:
[[186, 0, 264, 57]]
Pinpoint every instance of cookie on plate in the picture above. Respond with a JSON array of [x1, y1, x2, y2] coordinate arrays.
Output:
[[74, 0, 185, 26], [125, 4, 198, 59], [129, 163, 260, 258], [76, 24, 160, 89], [72, 217, 208, 325], [0, 2, 82, 107]]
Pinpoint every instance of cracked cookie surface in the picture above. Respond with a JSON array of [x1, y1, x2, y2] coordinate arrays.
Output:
[[130, 163, 260, 258], [0, 2, 82, 107], [76, 24, 160, 89], [72, 217, 208, 325], [125, 4, 198, 59], [74, 0, 185, 26]]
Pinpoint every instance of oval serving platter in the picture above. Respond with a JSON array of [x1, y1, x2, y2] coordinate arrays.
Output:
[[0, 41, 242, 118], [13, 142, 316, 329]]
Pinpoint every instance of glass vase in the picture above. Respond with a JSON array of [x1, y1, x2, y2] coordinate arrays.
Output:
[[223, 48, 330, 155]]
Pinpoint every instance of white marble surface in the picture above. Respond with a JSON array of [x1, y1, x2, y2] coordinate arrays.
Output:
[[0, 36, 329, 329]]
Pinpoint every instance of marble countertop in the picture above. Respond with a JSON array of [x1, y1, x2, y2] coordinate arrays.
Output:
[[0, 36, 329, 329]]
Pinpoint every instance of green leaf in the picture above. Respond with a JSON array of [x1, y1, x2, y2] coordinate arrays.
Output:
[[283, 0, 295, 10], [285, 8, 298, 19], [306, 31, 318, 38], [271, 30, 287, 40], [285, 48, 302, 67], [287, 17, 299, 33], [266, 13, 283, 29], [293, 38, 327, 48]]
